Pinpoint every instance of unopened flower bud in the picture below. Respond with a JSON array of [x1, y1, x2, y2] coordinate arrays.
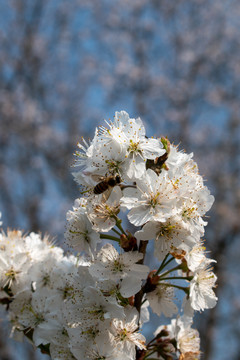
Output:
[[128, 295, 135, 306], [180, 258, 190, 273], [120, 232, 137, 251], [144, 270, 160, 293]]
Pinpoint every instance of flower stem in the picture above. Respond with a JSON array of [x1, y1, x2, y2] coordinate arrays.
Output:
[[134, 240, 149, 317], [155, 253, 169, 275], [162, 255, 175, 269], [159, 276, 193, 281], [114, 216, 127, 235], [163, 282, 189, 294], [158, 264, 182, 279], [112, 227, 122, 236], [100, 234, 120, 242], [155, 254, 175, 275]]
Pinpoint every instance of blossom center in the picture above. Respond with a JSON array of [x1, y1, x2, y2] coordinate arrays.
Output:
[[105, 159, 122, 174], [128, 139, 141, 154], [157, 223, 175, 239], [198, 269, 215, 284], [31, 310, 45, 326], [5, 268, 17, 283], [182, 207, 196, 220], [88, 306, 105, 321], [119, 328, 128, 341], [69, 229, 90, 243], [42, 274, 51, 286], [94, 203, 119, 219], [63, 285, 75, 300], [112, 260, 124, 273], [82, 327, 99, 338], [149, 192, 160, 208]]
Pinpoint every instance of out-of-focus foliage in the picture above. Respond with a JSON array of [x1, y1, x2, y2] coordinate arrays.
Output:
[[0, 0, 240, 359]]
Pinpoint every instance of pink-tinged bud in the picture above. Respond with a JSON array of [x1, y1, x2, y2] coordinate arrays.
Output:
[[128, 296, 135, 306], [144, 270, 160, 293], [180, 258, 190, 273], [149, 270, 161, 285], [120, 232, 137, 251]]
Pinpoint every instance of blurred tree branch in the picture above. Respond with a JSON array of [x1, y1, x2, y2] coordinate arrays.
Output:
[[0, 1, 240, 359]]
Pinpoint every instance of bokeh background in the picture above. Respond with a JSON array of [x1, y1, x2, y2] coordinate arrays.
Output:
[[0, 1, 240, 359]]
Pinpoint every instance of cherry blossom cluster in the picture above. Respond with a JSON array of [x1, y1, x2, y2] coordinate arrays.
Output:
[[0, 111, 217, 360]]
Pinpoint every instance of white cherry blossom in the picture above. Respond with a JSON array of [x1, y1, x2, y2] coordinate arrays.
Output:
[[87, 186, 122, 232], [98, 111, 165, 180], [175, 316, 200, 358], [178, 188, 214, 238], [110, 310, 146, 359], [135, 216, 196, 261], [65, 211, 101, 257], [71, 332, 121, 360], [166, 144, 193, 175], [50, 345, 75, 360], [146, 283, 178, 317], [184, 242, 212, 272], [121, 169, 177, 226], [189, 261, 218, 311], [89, 243, 149, 297], [0, 111, 218, 360], [0, 250, 31, 291]]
